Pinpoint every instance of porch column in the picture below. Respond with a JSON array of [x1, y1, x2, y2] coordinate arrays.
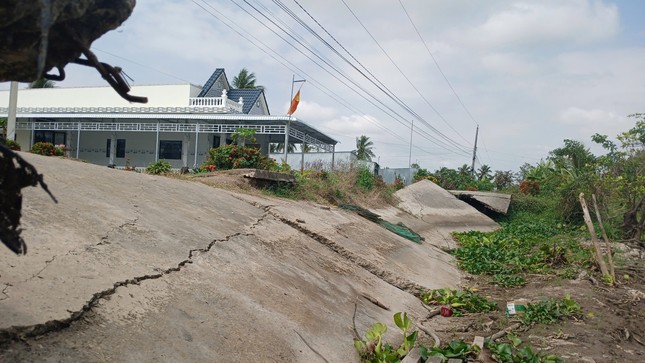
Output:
[[283, 119, 290, 163], [182, 133, 189, 168], [7, 82, 18, 140], [109, 132, 116, 166], [259, 134, 269, 155], [193, 123, 199, 167], [331, 144, 336, 171], [76, 123, 81, 159], [300, 134, 306, 173], [155, 122, 160, 162], [219, 132, 226, 147]]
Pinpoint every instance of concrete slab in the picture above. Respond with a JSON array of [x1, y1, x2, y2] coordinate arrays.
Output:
[[374, 180, 500, 250], [449, 190, 512, 214], [0, 153, 458, 361]]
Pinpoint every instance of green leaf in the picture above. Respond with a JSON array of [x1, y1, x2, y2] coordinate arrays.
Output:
[[393, 312, 404, 330]]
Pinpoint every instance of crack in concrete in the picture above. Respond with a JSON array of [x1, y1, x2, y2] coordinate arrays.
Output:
[[0, 213, 261, 344], [0, 284, 10, 301], [269, 211, 427, 297], [97, 218, 139, 246], [234, 198, 430, 296]]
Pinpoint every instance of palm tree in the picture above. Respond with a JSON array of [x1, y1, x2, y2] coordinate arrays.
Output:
[[29, 78, 56, 88], [355, 135, 375, 161], [457, 164, 472, 177], [269, 143, 295, 153], [477, 164, 492, 181], [232, 68, 262, 89]]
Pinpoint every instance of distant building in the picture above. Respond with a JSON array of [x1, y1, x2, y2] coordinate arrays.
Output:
[[0, 68, 337, 169]]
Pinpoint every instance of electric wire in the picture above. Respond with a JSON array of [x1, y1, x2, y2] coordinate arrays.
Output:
[[191, 0, 416, 149], [339, 0, 471, 149], [227, 0, 470, 156]]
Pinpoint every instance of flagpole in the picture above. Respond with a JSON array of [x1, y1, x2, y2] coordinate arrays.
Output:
[[285, 75, 305, 164]]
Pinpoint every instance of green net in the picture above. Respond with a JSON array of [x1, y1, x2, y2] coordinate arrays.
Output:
[[340, 204, 423, 244]]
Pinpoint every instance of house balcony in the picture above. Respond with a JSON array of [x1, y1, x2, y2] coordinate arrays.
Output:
[[188, 89, 243, 113]]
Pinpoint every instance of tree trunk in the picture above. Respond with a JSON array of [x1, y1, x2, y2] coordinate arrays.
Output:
[[623, 195, 645, 241], [579, 193, 610, 277]]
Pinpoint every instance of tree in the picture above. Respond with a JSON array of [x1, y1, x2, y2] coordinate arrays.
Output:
[[477, 164, 492, 181], [29, 78, 55, 88], [232, 68, 261, 89], [269, 143, 295, 153], [592, 114, 645, 241], [355, 135, 375, 161], [493, 170, 514, 191], [457, 164, 472, 177]]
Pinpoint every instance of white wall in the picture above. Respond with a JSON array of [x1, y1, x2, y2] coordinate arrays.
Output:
[[0, 84, 199, 108]]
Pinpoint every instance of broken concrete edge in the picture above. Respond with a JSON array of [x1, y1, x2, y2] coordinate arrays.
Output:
[[449, 190, 511, 215], [243, 169, 296, 183]]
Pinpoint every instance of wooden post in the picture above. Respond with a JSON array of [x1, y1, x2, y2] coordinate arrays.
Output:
[[579, 193, 610, 278], [592, 194, 615, 280]]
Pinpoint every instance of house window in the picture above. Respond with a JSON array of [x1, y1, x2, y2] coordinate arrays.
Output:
[[35, 131, 66, 145], [106, 139, 126, 158], [159, 140, 182, 160]]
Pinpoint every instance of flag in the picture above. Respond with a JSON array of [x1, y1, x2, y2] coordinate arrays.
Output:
[[287, 90, 300, 115]]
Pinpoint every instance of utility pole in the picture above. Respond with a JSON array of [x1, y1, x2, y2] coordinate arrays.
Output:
[[408, 119, 414, 168], [470, 125, 479, 178]]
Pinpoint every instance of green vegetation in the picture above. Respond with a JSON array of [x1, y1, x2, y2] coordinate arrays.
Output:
[[354, 312, 417, 363], [419, 288, 497, 315], [356, 135, 375, 161], [520, 295, 582, 326], [30, 142, 65, 156], [485, 335, 563, 363], [419, 341, 479, 362], [146, 160, 172, 175], [198, 144, 276, 172], [2, 138, 21, 151]]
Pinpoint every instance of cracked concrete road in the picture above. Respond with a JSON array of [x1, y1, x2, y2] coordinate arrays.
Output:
[[0, 153, 494, 362]]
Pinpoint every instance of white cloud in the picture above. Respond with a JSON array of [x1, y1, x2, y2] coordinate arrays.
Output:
[[456, 0, 619, 49], [559, 107, 631, 136]]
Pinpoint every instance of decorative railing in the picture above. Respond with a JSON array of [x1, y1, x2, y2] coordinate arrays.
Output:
[[188, 89, 243, 113]]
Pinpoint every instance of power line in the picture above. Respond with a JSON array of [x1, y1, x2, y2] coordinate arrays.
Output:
[[339, 0, 471, 150], [191, 0, 417, 149], [93, 48, 193, 84], [397, 0, 479, 129], [224, 0, 470, 156]]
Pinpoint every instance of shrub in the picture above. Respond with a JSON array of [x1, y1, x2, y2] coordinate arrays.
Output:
[[393, 175, 405, 190], [3, 139, 21, 151], [356, 167, 375, 191], [202, 144, 276, 171], [146, 160, 172, 175], [31, 142, 64, 156]]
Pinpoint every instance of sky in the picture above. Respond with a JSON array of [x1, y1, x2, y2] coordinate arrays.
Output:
[[5, 0, 645, 172]]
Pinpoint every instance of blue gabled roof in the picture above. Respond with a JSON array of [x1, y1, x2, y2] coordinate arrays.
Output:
[[198, 68, 225, 97], [227, 89, 263, 114]]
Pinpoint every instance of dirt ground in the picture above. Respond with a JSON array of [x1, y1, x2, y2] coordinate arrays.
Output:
[[425, 242, 645, 362]]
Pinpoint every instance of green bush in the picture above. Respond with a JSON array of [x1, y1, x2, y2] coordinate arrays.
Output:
[[31, 142, 64, 156], [200, 144, 276, 171], [146, 160, 172, 175], [2, 139, 21, 151], [356, 167, 375, 191]]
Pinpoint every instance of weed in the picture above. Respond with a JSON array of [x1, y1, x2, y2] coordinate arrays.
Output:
[[485, 335, 564, 363], [354, 312, 417, 363], [520, 295, 582, 326], [492, 274, 527, 288], [356, 167, 375, 191], [146, 160, 172, 175], [419, 341, 479, 362], [419, 288, 497, 315]]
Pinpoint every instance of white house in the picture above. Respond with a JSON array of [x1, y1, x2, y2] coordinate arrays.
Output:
[[0, 68, 337, 169]]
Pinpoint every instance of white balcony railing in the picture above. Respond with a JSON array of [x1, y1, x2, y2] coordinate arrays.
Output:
[[188, 89, 243, 113]]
